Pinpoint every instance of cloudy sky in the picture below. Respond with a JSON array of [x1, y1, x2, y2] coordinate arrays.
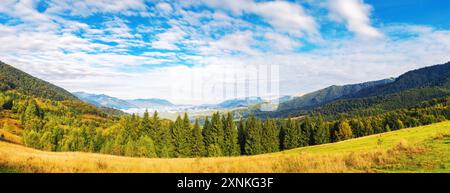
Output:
[[1, 0, 450, 104]]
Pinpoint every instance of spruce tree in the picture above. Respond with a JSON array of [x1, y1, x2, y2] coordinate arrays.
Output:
[[171, 115, 189, 157], [261, 118, 279, 153], [222, 112, 239, 156], [244, 116, 262, 155], [283, 118, 300, 149], [313, 115, 329, 145], [191, 119, 206, 157]]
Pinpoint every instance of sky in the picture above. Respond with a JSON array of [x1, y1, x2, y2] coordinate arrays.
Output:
[[0, 0, 450, 105]]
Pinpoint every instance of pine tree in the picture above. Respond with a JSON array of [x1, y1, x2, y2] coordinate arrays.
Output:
[[140, 109, 151, 136], [313, 115, 329, 145], [222, 112, 239, 156], [191, 119, 206, 157], [300, 117, 313, 146], [237, 118, 246, 155], [261, 118, 279, 153], [283, 118, 300, 149], [171, 115, 189, 157], [203, 113, 224, 156], [244, 116, 262, 155]]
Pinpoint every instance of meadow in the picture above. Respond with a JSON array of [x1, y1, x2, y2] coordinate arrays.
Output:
[[1, 121, 449, 173]]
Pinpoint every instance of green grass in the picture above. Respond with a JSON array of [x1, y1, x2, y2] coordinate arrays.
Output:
[[281, 121, 450, 155], [1, 121, 449, 173], [377, 135, 450, 173], [0, 165, 21, 173]]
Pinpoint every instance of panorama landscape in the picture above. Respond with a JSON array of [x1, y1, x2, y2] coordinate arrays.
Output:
[[1, 0, 450, 173]]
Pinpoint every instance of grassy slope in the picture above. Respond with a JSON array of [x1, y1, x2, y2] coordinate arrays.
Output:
[[1, 121, 449, 173]]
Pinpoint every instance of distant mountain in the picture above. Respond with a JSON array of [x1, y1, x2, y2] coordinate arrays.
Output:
[[126, 98, 174, 108], [277, 78, 395, 111], [259, 61, 450, 118], [73, 92, 174, 110], [0, 61, 78, 101], [73, 92, 134, 109], [347, 62, 450, 99], [216, 96, 264, 109]]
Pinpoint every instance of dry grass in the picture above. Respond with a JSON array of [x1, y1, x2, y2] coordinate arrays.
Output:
[[1, 121, 448, 173], [0, 139, 421, 173]]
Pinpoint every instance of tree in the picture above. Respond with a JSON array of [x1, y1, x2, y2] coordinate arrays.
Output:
[[335, 120, 353, 141], [244, 116, 262, 155], [191, 119, 206, 157], [222, 112, 240, 156], [283, 118, 300, 149], [124, 139, 136, 157], [202, 113, 224, 156], [313, 115, 329, 145], [237, 118, 246, 154], [136, 136, 157, 158], [261, 118, 279, 153], [171, 115, 190, 157]]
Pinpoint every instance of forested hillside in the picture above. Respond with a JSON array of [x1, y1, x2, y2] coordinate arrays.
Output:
[[278, 78, 394, 111], [0, 61, 77, 101], [2, 60, 450, 159], [261, 61, 450, 118]]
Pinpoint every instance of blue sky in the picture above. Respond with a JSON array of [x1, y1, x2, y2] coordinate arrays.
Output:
[[0, 0, 450, 104]]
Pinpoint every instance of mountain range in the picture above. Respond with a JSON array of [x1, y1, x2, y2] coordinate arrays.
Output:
[[73, 92, 174, 110], [257, 61, 450, 118]]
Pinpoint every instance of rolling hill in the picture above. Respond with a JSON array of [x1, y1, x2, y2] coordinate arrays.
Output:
[[73, 91, 175, 110], [261, 61, 450, 118], [1, 121, 449, 173], [278, 78, 395, 111], [0, 61, 78, 101]]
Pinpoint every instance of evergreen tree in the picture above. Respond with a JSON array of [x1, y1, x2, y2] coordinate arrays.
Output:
[[244, 116, 262, 155], [283, 118, 300, 149], [261, 118, 279, 153], [237, 118, 246, 155], [222, 112, 239, 156], [313, 115, 329, 145], [171, 116, 189, 157], [191, 119, 206, 157]]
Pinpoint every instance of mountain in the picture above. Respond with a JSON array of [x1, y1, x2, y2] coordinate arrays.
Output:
[[0, 61, 77, 101], [73, 92, 174, 110], [277, 78, 395, 111], [126, 98, 174, 108], [256, 61, 450, 118], [347, 61, 450, 98], [73, 92, 135, 109], [216, 96, 264, 109]]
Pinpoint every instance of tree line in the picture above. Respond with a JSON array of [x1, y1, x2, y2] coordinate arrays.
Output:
[[13, 92, 450, 158]]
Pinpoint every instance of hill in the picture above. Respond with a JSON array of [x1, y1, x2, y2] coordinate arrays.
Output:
[[74, 92, 175, 110], [0, 61, 77, 101], [216, 96, 264, 109], [73, 92, 135, 109], [348, 61, 450, 98], [278, 78, 394, 111], [260, 61, 450, 118], [1, 121, 449, 173]]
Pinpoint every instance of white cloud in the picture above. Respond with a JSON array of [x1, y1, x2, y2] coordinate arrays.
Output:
[[264, 32, 301, 52], [151, 26, 186, 50], [328, 0, 382, 38], [203, 30, 259, 56], [46, 0, 148, 17], [188, 0, 318, 37], [155, 2, 173, 13]]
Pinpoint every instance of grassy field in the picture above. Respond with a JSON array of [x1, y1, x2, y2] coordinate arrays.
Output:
[[1, 121, 450, 173]]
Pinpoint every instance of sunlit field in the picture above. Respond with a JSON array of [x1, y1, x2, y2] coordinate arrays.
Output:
[[1, 121, 449, 173]]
